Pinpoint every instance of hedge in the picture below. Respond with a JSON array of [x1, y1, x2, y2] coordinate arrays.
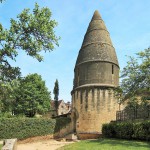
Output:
[[102, 121, 150, 141], [0, 117, 71, 140]]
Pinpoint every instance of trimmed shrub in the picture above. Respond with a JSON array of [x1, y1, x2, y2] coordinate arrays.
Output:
[[115, 122, 134, 139], [133, 122, 150, 141], [102, 121, 150, 141], [102, 123, 116, 138], [0, 117, 71, 140]]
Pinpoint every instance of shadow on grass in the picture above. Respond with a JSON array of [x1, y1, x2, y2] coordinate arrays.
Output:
[[86, 138, 150, 149]]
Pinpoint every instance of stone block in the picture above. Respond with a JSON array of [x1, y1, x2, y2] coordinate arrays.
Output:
[[2, 139, 17, 150]]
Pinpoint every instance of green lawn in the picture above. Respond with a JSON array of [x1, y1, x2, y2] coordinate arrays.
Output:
[[58, 139, 150, 150], [0, 144, 2, 149]]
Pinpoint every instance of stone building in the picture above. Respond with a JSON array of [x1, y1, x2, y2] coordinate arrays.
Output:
[[50, 100, 71, 117], [71, 10, 119, 139], [57, 100, 71, 116]]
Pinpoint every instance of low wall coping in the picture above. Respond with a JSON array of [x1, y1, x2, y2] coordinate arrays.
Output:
[[2, 139, 17, 150]]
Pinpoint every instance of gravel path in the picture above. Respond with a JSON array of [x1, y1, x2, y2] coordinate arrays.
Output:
[[17, 139, 74, 150], [0, 141, 3, 145]]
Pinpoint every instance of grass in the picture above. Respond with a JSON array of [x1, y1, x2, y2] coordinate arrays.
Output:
[[58, 138, 150, 150], [0, 144, 2, 149]]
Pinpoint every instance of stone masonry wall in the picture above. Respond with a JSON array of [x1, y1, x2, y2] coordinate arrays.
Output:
[[72, 87, 118, 138], [74, 62, 119, 88], [54, 121, 74, 138]]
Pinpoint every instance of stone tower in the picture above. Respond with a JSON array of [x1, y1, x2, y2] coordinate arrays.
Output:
[[71, 10, 119, 139]]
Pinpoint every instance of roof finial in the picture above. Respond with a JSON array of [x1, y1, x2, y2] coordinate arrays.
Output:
[[92, 10, 102, 20]]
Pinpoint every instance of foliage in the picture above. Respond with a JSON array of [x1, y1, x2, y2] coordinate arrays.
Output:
[[0, 73, 51, 117], [0, 79, 19, 112], [0, 112, 14, 118], [0, 0, 5, 3], [0, 3, 59, 81], [102, 121, 150, 141], [53, 79, 59, 111], [58, 138, 150, 150], [120, 48, 150, 102], [0, 117, 71, 140], [13, 73, 51, 117]]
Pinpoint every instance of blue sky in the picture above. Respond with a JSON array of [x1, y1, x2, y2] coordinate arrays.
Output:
[[0, 0, 150, 101]]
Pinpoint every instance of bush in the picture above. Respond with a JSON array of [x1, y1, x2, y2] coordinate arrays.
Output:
[[102, 123, 116, 138], [0, 117, 71, 140], [133, 122, 150, 141], [0, 112, 14, 118], [102, 121, 150, 141]]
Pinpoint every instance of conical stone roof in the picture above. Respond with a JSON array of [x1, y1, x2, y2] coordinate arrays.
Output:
[[75, 10, 119, 67]]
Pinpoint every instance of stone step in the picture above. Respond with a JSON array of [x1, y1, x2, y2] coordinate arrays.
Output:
[[64, 133, 78, 141]]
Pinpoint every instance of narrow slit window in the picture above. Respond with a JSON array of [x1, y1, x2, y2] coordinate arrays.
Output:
[[78, 68, 79, 76], [80, 91, 82, 104], [77, 68, 79, 85], [112, 65, 114, 74]]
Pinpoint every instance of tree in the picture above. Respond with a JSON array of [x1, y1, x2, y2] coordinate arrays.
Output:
[[114, 48, 150, 119], [0, 79, 19, 113], [0, 0, 5, 3], [13, 73, 51, 117], [0, 3, 59, 81], [53, 79, 59, 112], [120, 47, 150, 101]]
